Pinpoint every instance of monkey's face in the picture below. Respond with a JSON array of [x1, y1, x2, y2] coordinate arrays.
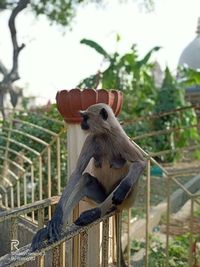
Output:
[[80, 113, 90, 131], [80, 105, 111, 134]]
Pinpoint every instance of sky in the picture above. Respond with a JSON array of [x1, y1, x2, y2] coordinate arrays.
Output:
[[0, 0, 200, 103]]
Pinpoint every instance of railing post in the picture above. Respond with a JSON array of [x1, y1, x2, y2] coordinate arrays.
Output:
[[37, 208, 45, 267], [102, 218, 109, 267], [10, 217, 18, 252], [80, 231, 88, 267]]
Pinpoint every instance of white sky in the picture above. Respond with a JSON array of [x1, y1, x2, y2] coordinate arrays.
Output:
[[0, 0, 200, 103]]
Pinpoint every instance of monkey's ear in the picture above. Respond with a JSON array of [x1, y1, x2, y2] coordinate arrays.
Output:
[[99, 108, 108, 120]]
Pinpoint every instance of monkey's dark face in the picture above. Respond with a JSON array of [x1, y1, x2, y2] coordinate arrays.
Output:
[[80, 113, 90, 131], [80, 107, 110, 133]]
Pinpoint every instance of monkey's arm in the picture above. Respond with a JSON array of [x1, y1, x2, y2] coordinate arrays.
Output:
[[111, 139, 146, 205], [31, 135, 96, 250]]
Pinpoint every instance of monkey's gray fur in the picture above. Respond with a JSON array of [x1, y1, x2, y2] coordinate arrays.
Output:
[[31, 103, 146, 251]]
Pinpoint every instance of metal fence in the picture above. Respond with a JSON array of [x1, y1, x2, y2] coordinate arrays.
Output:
[[0, 106, 200, 267]]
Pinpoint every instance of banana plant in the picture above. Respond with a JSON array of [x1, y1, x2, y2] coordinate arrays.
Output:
[[78, 38, 161, 117]]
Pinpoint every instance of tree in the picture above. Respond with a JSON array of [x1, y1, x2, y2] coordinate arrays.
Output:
[[0, 0, 154, 118], [78, 38, 160, 117]]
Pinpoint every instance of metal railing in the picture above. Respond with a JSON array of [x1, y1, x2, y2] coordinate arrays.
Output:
[[0, 105, 200, 266], [0, 108, 66, 220]]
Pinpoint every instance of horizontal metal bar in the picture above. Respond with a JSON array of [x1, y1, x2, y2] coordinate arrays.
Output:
[[13, 119, 59, 136], [0, 166, 20, 181], [0, 145, 33, 164], [0, 156, 25, 173], [133, 124, 197, 141], [122, 105, 196, 125], [0, 135, 40, 156], [0, 175, 13, 187], [3, 127, 49, 146], [0, 196, 60, 222], [0, 210, 115, 267]]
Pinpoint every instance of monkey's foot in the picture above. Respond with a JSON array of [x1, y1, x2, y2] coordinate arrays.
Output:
[[74, 208, 101, 226], [112, 180, 131, 205]]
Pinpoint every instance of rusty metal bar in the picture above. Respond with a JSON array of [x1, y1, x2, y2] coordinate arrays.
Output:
[[112, 216, 116, 263], [80, 231, 88, 267], [10, 185, 14, 208], [59, 243, 66, 267], [39, 156, 43, 200], [10, 217, 18, 252], [171, 176, 192, 196], [0, 196, 60, 223], [166, 175, 171, 267], [0, 194, 2, 206], [0, 210, 116, 267], [52, 246, 61, 267], [123, 105, 196, 125], [145, 159, 151, 267], [23, 174, 27, 206], [133, 123, 198, 141], [102, 218, 109, 267], [16, 180, 20, 207], [2, 127, 49, 146], [0, 135, 40, 156], [47, 146, 52, 219], [31, 164, 35, 221], [13, 119, 58, 136], [57, 137, 61, 195], [37, 208, 45, 267], [188, 197, 194, 267], [0, 145, 33, 164], [127, 209, 131, 267], [116, 212, 122, 267]]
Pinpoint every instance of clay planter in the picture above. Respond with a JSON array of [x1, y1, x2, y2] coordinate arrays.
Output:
[[56, 89, 123, 123]]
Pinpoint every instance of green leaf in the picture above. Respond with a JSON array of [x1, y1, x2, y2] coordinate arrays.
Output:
[[80, 39, 111, 59], [137, 46, 161, 68]]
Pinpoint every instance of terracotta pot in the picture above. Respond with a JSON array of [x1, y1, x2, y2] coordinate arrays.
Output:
[[56, 89, 123, 123]]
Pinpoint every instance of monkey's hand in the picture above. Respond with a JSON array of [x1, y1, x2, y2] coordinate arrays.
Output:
[[47, 211, 63, 243], [74, 207, 101, 226], [31, 204, 63, 251], [112, 180, 131, 206], [31, 227, 49, 251]]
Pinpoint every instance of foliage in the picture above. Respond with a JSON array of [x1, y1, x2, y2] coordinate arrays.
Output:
[[0, 0, 154, 26], [78, 38, 200, 162], [78, 38, 160, 117], [151, 67, 199, 161], [131, 234, 195, 267], [178, 66, 200, 86]]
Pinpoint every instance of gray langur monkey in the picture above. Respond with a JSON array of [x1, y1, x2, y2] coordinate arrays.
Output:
[[31, 103, 146, 251]]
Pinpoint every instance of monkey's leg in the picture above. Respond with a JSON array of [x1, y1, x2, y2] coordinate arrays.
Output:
[[112, 160, 146, 207], [31, 173, 106, 250], [75, 160, 146, 226]]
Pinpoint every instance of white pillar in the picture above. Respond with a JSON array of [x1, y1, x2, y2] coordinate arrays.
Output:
[[67, 123, 101, 267]]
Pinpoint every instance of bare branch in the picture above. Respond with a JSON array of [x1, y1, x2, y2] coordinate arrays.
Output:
[[7, 0, 30, 83], [0, 60, 8, 77]]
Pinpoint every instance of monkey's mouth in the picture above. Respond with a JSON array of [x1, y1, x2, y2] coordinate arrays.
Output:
[[81, 122, 89, 131]]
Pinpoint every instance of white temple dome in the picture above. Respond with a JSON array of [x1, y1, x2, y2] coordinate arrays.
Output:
[[178, 18, 200, 70]]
